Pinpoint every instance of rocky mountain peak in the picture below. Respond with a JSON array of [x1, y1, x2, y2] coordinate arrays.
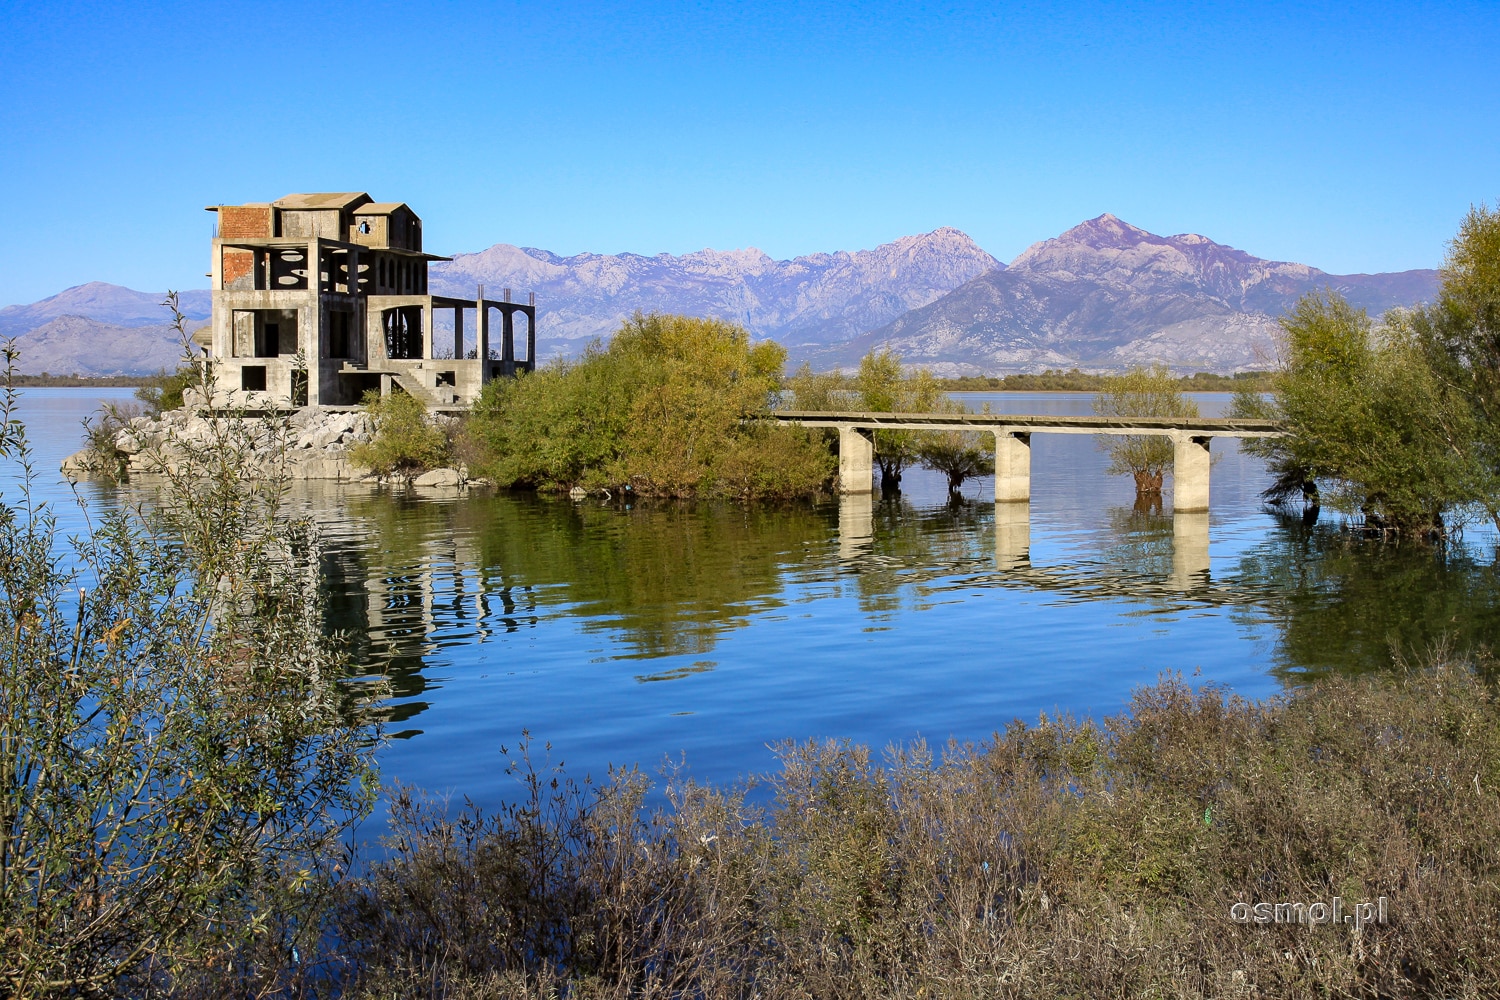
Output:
[[429, 228, 1000, 349]]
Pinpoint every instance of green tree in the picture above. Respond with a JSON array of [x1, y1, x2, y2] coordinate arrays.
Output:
[[1234, 292, 1478, 537], [1094, 364, 1198, 496], [781, 361, 851, 412], [851, 349, 943, 492], [465, 313, 834, 499]]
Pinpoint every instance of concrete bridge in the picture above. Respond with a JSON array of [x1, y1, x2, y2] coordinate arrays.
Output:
[[770, 411, 1284, 512]]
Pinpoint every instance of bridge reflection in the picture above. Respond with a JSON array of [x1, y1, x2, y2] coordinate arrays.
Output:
[[299, 486, 1499, 733], [836, 492, 1220, 600]]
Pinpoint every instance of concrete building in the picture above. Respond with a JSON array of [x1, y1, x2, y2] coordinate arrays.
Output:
[[203, 193, 535, 408]]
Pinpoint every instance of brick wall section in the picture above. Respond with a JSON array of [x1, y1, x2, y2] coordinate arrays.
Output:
[[222, 249, 254, 286], [219, 206, 272, 239]]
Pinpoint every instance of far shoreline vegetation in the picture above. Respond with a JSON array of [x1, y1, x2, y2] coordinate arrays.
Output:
[[21, 368, 1271, 393], [940, 369, 1271, 392], [12, 372, 151, 387]]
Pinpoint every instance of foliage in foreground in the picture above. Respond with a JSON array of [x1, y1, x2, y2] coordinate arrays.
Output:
[[338, 655, 1500, 999], [465, 313, 834, 499], [1237, 205, 1500, 537], [1094, 364, 1200, 495], [0, 305, 377, 997], [351, 387, 454, 476]]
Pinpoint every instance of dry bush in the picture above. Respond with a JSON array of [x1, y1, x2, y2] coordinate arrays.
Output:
[[338, 656, 1500, 998]]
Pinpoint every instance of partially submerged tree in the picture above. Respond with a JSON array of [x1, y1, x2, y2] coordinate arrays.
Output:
[[1235, 290, 1480, 538], [1094, 364, 1198, 497], [916, 400, 994, 501], [852, 349, 943, 492]]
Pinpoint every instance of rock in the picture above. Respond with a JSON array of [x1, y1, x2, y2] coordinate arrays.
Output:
[[413, 468, 463, 488], [60, 449, 99, 475], [114, 431, 141, 455]]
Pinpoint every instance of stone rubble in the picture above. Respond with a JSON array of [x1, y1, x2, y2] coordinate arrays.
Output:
[[59, 407, 471, 488]]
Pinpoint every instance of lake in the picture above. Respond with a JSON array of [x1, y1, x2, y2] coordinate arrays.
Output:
[[9, 387, 1499, 804]]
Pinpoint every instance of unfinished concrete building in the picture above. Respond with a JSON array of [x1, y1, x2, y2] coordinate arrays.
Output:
[[203, 193, 535, 408]]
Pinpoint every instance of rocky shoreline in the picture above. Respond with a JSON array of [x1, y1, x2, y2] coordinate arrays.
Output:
[[60, 406, 471, 487]]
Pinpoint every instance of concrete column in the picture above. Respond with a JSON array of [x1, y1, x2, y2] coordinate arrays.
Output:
[[526, 308, 536, 371], [994, 500, 1031, 571], [477, 299, 490, 381], [837, 491, 874, 560], [304, 302, 319, 407], [1170, 510, 1210, 590], [502, 308, 516, 376], [453, 306, 463, 360], [422, 302, 435, 360], [1172, 433, 1212, 512], [994, 430, 1032, 502], [838, 426, 874, 493]]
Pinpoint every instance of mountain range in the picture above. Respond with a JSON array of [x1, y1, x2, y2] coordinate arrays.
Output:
[[428, 227, 1000, 349], [0, 220, 1439, 376], [825, 215, 1439, 374]]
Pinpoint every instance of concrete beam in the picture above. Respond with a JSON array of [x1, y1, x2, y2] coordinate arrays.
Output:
[[1172, 433, 1212, 512], [838, 425, 874, 493], [994, 430, 1031, 502]]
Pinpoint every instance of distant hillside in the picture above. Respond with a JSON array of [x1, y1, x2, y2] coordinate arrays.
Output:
[[428, 227, 1001, 351], [10, 316, 188, 376], [0, 282, 209, 338], [816, 215, 1440, 374]]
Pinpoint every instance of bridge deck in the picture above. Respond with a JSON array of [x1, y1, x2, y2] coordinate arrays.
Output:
[[769, 410, 1283, 508], [769, 410, 1284, 437]]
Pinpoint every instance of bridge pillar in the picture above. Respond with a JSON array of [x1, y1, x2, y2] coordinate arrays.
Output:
[[994, 430, 1031, 502], [1172, 433, 1212, 512], [838, 491, 874, 560], [1170, 510, 1210, 590], [994, 500, 1030, 570], [838, 426, 874, 493]]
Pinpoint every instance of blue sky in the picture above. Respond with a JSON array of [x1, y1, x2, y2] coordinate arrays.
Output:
[[1, 0, 1495, 304]]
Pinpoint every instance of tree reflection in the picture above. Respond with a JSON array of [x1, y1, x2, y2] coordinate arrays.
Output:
[[304, 485, 1500, 732], [1231, 511, 1500, 679]]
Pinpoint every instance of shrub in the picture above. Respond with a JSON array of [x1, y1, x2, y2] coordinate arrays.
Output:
[[351, 388, 453, 476], [0, 303, 377, 997], [782, 351, 950, 493], [336, 655, 1500, 998], [134, 361, 199, 417], [465, 313, 834, 499]]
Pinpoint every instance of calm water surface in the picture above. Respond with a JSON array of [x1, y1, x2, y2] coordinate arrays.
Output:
[[9, 388, 1500, 803]]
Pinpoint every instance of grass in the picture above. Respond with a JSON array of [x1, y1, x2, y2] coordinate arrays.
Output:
[[336, 654, 1500, 998]]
